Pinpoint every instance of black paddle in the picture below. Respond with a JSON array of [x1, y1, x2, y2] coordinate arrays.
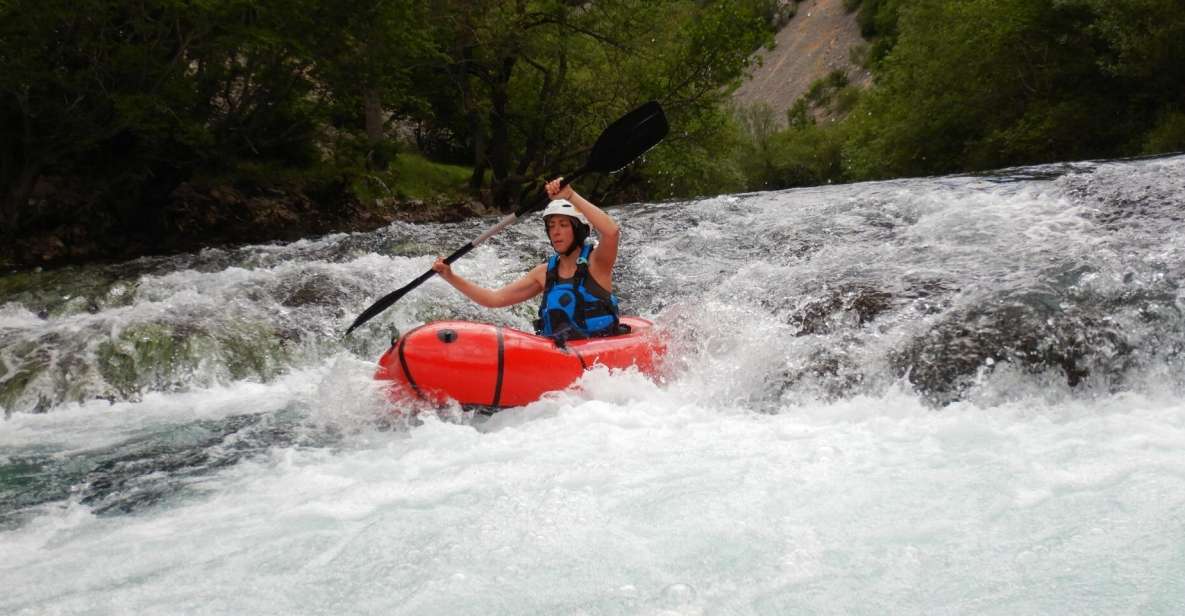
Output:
[[344, 101, 669, 336]]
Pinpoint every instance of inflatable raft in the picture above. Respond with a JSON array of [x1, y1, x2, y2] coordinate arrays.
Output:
[[375, 316, 663, 408]]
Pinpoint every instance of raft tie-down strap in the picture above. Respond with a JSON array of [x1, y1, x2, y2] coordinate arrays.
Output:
[[396, 325, 426, 400], [491, 326, 505, 407], [566, 340, 588, 370]]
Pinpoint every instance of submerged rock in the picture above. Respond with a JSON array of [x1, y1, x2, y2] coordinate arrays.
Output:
[[893, 300, 1135, 405]]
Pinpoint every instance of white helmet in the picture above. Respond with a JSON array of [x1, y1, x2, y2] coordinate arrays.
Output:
[[540, 199, 588, 224]]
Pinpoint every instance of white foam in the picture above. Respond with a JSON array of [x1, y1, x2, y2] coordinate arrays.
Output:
[[3, 370, 1183, 614]]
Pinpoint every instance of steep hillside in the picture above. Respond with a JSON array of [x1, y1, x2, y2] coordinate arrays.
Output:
[[734, 0, 870, 123]]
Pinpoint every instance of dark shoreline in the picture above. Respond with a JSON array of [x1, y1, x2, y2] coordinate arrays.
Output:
[[2, 179, 489, 274]]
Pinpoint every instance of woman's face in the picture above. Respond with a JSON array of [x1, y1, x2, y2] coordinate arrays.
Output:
[[546, 216, 574, 252]]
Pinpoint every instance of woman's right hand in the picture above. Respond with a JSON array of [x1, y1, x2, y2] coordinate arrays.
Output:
[[431, 257, 453, 278], [546, 177, 574, 201]]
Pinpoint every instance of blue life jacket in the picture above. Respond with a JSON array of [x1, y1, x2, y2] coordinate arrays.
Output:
[[535, 242, 620, 339]]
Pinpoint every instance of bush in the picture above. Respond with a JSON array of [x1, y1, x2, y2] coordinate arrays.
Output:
[[349, 152, 472, 204], [732, 101, 848, 191], [763, 123, 848, 188], [1141, 111, 1185, 155]]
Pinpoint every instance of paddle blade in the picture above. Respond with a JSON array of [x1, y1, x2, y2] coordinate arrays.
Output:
[[345, 270, 434, 336], [586, 101, 669, 174], [344, 286, 410, 337]]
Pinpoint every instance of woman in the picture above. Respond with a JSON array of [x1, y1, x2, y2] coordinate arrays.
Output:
[[431, 178, 622, 339]]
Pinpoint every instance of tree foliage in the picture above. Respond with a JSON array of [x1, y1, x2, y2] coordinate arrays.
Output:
[[1, 0, 777, 247], [844, 0, 1128, 178], [424, 0, 777, 208], [0, 0, 442, 240], [737, 0, 1185, 193]]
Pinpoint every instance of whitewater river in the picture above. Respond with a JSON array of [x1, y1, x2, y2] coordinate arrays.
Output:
[[2, 155, 1184, 614]]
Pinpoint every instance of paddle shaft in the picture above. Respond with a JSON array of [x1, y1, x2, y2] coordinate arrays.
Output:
[[441, 170, 587, 265], [343, 171, 587, 336], [450, 169, 586, 262]]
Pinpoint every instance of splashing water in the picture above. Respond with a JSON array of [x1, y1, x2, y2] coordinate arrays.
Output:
[[2, 155, 1184, 614]]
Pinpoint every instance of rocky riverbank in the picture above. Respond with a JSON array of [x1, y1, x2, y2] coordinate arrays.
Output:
[[3, 177, 489, 272]]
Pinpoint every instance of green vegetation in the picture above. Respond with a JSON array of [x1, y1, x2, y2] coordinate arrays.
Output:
[[355, 153, 474, 203], [1, 0, 779, 265], [4, 0, 1182, 265], [732, 0, 1185, 192]]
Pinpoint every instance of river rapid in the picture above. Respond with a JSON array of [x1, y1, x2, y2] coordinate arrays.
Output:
[[2, 155, 1184, 614]]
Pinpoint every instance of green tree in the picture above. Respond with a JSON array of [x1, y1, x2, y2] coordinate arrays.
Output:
[[635, 0, 779, 200], [843, 0, 1122, 179], [840, 0, 1185, 181], [1, 0, 780, 251], [0, 0, 326, 236], [1071, 0, 1185, 153], [305, 0, 440, 169], [432, 0, 777, 209], [0, 0, 439, 241], [0, 0, 202, 237]]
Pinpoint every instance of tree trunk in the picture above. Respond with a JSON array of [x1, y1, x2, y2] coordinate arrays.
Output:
[[454, 43, 487, 195], [464, 75, 487, 192], [363, 89, 388, 170], [517, 51, 564, 182], [468, 108, 487, 192], [1, 162, 41, 243], [1, 109, 42, 241], [0, 133, 13, 236], [488, 57, 516, 211], [364, 90, 384, 143]]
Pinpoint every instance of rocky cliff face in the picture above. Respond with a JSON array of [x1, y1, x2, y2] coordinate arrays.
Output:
[[734, 0, 870, 124]]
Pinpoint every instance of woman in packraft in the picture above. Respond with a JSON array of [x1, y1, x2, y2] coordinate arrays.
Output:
[[431, 178, 622, 340]]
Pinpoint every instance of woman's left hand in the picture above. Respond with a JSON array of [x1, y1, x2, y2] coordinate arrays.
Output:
[[546, 178, 574, 200]]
